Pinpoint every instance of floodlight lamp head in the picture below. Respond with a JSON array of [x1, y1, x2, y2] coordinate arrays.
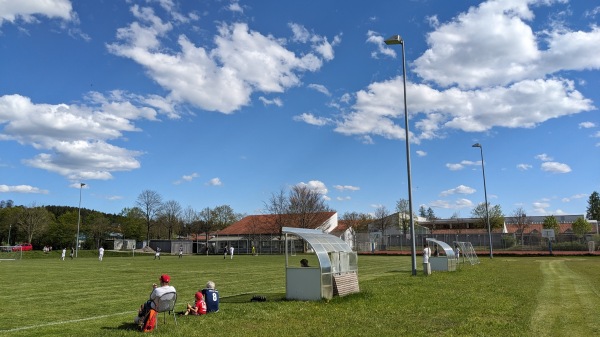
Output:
[[384, 35, 403, 45], [80, 183, 86, 187], [472, 143, 481, 148]]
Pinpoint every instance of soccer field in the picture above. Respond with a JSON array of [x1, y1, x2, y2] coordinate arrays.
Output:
[[0, 253, 599, 337]]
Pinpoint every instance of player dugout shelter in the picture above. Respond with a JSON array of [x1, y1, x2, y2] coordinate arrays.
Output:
[[426, 238, 457, 272], [283, 227, 359, 301]]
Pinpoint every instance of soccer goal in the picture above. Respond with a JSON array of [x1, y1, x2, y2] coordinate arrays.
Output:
[[0, 246, 23, 261], [455, 241, 480, 265]]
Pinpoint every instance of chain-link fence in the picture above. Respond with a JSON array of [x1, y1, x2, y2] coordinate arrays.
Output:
[[354, 232, 600, 253]]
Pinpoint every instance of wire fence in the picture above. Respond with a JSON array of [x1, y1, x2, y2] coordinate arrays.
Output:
[[354, 232, 600, 253]]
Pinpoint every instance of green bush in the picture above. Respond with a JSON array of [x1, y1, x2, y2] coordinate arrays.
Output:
[[502, 235, 516, 248], [550, 241, 588, 251]]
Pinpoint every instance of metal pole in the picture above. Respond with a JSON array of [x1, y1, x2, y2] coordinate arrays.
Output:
[[401, 41, 417, 275], [385, 35, 417, 275], [7, 224, 11, 246], [76, 182, 85, 258], [474, 144, 493, 258]]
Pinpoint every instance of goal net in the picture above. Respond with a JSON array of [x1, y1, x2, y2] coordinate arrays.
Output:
[[0, 246, 23, 261], [455, 241, 479, 265]]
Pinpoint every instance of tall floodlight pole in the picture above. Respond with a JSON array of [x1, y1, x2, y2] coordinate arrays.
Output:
[[472, 143, 493, 258], [385, 35, 417, 275], [76, 182, 86, 258], [7, 224, 11, 246]]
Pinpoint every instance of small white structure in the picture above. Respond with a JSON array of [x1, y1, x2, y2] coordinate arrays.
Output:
[[283, 227, 359, 301], [426, 238, 457, 272]]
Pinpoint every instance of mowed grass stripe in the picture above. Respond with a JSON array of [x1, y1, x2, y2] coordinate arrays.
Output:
[[531, 259, 600, 336]]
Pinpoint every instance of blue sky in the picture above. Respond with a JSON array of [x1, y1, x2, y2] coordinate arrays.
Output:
[[1, 0, 599, 219]]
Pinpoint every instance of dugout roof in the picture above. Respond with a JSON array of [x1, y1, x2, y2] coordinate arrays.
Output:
[[282, 227, 357, 300]]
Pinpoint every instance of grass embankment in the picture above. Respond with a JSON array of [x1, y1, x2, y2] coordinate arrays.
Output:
[[0, 253, 598, 336]]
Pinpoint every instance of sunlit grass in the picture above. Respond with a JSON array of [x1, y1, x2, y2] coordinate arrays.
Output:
[[0, 252, 599, 336]]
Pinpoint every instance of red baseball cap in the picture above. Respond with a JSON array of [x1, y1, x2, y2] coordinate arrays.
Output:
[[160, 274, 170, 283]]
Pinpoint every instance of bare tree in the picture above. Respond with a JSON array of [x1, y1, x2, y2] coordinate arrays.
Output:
[[449, 212, 462, 234], [181, 206, 199, 238], [136, 190, 163, 242], [374, 206, 391, 248], [341, 212, 372, 233], [159, 200, 182, 239], [198, 207, 215, 254], [511, 207, 530, 245], [264, 187, 291, 237], [288, 185, 332, 229], [341, 211, 373, 250]]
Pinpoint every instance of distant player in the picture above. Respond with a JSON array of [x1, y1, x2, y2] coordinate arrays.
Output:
[[99, 247, 104, 261], [154, 247, 161, 260], [70, 247, 74, 259], [229, 245, 234, 259], [454, 244, 460, 261], [178, 246, 183, 259], [202, 281, 220, 313], [223, 245, 228, 259], [61, 248, 66, 261]]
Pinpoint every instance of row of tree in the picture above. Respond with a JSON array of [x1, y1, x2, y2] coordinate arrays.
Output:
[[1, 190, 598, 250]]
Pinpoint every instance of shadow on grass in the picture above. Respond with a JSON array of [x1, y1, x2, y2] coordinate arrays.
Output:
[[220, 292, 286, 303], [101, 322, 139, 332]]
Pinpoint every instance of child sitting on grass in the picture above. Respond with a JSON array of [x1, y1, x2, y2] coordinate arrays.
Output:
[[182, 291, 207, 316]]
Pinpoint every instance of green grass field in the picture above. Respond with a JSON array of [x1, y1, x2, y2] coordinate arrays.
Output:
[[1, 252, 599, 337]]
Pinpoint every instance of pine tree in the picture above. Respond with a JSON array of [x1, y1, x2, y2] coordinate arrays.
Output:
[[586, 191, 600, 220]]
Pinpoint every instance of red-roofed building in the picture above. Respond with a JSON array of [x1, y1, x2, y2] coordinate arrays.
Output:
[[211, 212, 355, 253]]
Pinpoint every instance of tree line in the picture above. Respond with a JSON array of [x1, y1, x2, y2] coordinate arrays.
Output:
[[1, 190, 598, 250]]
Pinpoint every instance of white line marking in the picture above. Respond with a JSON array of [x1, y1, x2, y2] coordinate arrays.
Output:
[[0, 311, 134, 333]]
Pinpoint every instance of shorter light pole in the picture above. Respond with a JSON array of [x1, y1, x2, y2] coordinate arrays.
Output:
[[76, 182, 85, 258], [472, 143, 493, 258], [7, 224, 12, 246]]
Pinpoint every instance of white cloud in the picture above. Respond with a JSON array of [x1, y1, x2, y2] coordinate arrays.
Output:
[[445, 160, 479, 171], [535, 153, 553, 161], [336, 196, 351, 201], [561, 193, 587, 202], [0, 94, 153, 181], [174, 172, 199, 185], [207, 178, 222, 186], [541, 161, 571, 173], [0, 0, 73, 25], [0, 184, 48, 194], [293, 113, 330, 126], [440, 185, 476, 197], [517, 163, 532, 171], [579, 121, 596, 128], [413, 0, 600, 89], [108, 9, 336, 114], [366, 30, 397, 59], [416, 150, 427, 157], [227, 1, 243, 13], [333, 185, 360, 192], [429, 198, 473, 210], [258, 97, 283, 107], [326, 1, 596, 142], [307, 84, 331, 96], [531, 201, 567, 216], [296, 180, 328, 195]]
